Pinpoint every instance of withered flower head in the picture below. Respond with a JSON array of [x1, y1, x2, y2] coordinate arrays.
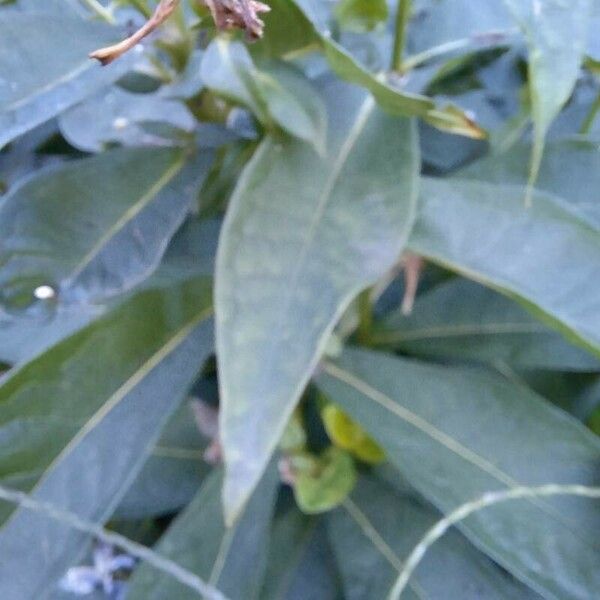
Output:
[[204, 0, 270, 41]]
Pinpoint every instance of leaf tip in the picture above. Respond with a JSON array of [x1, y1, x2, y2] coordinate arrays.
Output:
[[221, 460, 260, 528], [89, 48, 117, 66]]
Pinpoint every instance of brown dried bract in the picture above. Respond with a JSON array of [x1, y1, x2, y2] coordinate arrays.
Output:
[[400, 253, 424, 316], [90, 0, 270, 66]]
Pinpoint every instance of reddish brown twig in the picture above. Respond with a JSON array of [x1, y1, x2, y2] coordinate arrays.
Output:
[[191, 400, 222, 464], [401, 253, 424, 315], [90, 0, 180, 65]]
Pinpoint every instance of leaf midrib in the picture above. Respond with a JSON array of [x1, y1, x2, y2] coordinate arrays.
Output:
[[6, 61, 91, 114], [342, 497, 429, 600], [322, 361, 599, 552], [256, 95, 376, 382], [374, 322, 548, 344], [324, 361, 517, 486], [65, 152, 186, 285], [0, 304, 213, 531]]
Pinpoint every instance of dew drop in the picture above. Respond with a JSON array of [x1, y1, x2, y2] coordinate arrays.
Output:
[[113, 117, 129, 130], [33, 285, 56, 301]]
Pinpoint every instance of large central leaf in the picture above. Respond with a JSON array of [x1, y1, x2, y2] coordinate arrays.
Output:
[[216, 79, 419, 522]]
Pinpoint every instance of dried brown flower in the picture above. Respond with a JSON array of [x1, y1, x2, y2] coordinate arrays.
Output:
[[203, 0, 270, 41]]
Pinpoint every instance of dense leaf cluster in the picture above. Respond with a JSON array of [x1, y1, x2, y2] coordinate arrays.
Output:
[[0, 0, 599, 598]]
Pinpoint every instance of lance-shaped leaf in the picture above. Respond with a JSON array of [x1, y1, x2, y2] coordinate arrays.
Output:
[[261, 510, 339, 600], [409, 0, 513, 54], [216, 79, 419, 523], [408, 177, 600, 358], [0, 277, 214, 597], [0, 304, 102, 366], [460, 138, 600, 229], [114, 401, 213, 520], [374, 277, 600, 371], [317, 349, 600, 599], [328, 474, 539, 600], [59, 86, 196, 153], [501, 0, 591, 190], [256, 0, 484, 138], [127, 465, 279, 600], [335, 0, 388, 32], [201, 38, 327, 153], [1, 0, 83, 14], [0, 216, 220, 368], [0, 147, 213, 307], [0, 14, 129, 148]]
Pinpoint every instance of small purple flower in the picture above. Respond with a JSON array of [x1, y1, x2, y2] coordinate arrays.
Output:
[[60, 543, 136, 599]]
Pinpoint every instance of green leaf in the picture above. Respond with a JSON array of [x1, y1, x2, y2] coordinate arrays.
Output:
[[501, 0, 591, 192], [0, 277, 214, 597], [201, 39, 326, 152], [251, 0, 316, 59], [409, 0, 513, 54], [0, 14, 129, 148], [1, 0, 83, 14], [374, 277, 600, 371], [408, 177, 600, 359], [460, 138, 600, 229], [589, 408, 600, 435], [0, 147, 213, 308], [335, 0, 389, 32], [317, 348, 600, 599], [328, 474, 538, 599], [114, 401, 213, 520], [321, 404, 385, 463], [280, 409, 308, 454], [255, 63, 327, 155], [293, 447, 357, 514], [261, 510, 339, 600], [59, 87, 196, 152], [0, 216, 220, 368], [216, 79, 419, 523], [257, 0, 485, 138], [126, 465, 279, 600], [0, 304, 101, 366]]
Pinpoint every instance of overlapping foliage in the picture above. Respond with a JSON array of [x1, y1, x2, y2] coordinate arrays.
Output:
[[0, 0, 599, 598]]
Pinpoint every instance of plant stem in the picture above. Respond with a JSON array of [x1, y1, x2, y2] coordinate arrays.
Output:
[[387, 483, 600, 599], [0, 484, 227, 600], [80, 0, 116, 24], [580, 89, 600, 134], [357, 289, 374, 345], [391, 0, 412, 72]]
